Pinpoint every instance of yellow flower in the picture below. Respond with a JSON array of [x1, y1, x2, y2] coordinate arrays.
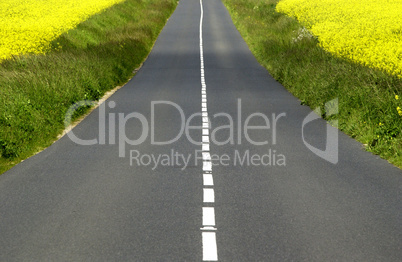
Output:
[[396, 95, 400, 100], [276, 0, 402, 78], [0, 0, 125, 61]]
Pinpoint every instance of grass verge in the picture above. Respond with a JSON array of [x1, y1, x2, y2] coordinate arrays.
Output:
[[222, 0, 402, 168], [0, 0, 178, 174]]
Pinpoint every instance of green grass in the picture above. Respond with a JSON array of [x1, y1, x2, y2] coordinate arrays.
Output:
[[0, 0, 178, 174], [222, 0, 402, 168]]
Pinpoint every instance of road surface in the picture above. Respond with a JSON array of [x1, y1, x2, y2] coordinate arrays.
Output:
[[1, 0, 401, 260]]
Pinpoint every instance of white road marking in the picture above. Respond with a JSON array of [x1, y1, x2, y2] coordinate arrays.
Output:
[[199, 0, 218, 260], [203, 161, 212, 171], [203, 207, 216, 226], [202, 144, 210, 151], [202, 152, 211, 159], [203, 188, 215, 203], [201, 226, 217, 231], [202, 232, 218, 261], [203, 174, 214, 186]]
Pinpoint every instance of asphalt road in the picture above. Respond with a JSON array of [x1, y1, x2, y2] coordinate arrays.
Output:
[[1, 0, 401, 261]]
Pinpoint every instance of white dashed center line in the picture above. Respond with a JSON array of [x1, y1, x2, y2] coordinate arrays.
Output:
[[199, 0, 218, 260]]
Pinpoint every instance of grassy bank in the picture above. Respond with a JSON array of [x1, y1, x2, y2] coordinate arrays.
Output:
[[222, 0, 402, 167], [0, 0, 178, 174]]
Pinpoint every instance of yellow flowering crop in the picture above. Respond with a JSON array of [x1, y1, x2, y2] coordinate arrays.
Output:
[[0, 0, 125, 61], [397, 96, 402, 116], [276, 0, 402, 78]]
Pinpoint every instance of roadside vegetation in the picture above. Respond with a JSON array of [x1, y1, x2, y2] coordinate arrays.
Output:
[[222, 0, 402, 167], [277, 0, 402, 79], [0, 0, 126, 60], [0, 0, 178, 173]]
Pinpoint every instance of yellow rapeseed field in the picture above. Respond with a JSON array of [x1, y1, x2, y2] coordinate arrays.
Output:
[[276, 0, 402, 78], [0, 0, 125, 61]]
